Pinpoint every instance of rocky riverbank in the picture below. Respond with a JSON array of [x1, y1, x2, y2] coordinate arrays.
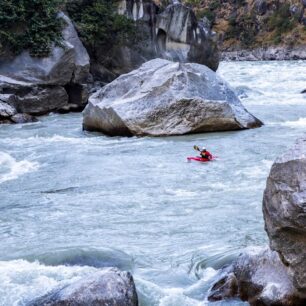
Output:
[[222, 45, 306, 61]]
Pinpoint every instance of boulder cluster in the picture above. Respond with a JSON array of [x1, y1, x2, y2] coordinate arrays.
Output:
[[0, 0, 219, 125]]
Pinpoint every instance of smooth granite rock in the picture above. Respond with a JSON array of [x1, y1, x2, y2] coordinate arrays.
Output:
[[83, 59, 262, 136]]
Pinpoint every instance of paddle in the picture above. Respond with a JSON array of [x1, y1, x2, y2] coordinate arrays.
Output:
[[193, 145, 200, 152]]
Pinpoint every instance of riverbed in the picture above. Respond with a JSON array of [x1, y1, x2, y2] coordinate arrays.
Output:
[[0, 61, 305, 305]]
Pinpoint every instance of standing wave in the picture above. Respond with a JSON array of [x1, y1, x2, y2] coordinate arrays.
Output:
[[0, 151, 39, 184]]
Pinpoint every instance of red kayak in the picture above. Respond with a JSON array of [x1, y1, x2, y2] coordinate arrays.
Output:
[[187, 156, 216, 163]]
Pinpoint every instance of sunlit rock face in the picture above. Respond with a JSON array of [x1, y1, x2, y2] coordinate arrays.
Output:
[[83, 59, 261, 137], [93, 0, 219, 82], [155, 3, 219, 70]]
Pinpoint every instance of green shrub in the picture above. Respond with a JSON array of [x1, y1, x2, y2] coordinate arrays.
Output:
[[66, 0, 136, 52], [267, 3, 298, 44], [226, 14, 258, 47], [0, 0, 64, 57]]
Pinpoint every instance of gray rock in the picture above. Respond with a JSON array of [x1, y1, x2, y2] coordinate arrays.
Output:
[[0, 13, 90, 119], [27, 268, 138, 306], [263, 137, 306, 294], [254, 0, 267, 15], [0, 13, 90, 86], [4, 86, 68, 115], [91, 1, 219, 82], [209, 247, 305, 305], [290, 4, 303, 19], [156, 3, 219, 71], [10, 113, 38, 124], [83, 59, 262, 136], [0, 101, 16, 118], [60, 12, 91, 84]]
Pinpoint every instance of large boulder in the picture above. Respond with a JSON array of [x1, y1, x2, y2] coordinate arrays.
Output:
[[27, 268, 138, 306], [0, 13, 91, 122], [83, 59, 262, 136], [263, 137, 306, 294]]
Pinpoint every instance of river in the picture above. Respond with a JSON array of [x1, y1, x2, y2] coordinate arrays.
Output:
[[0, 61, 305, 305]]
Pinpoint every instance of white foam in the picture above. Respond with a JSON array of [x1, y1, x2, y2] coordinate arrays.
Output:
[[165, 188, 197, 197], [0, 152, 39, 184], [0, 259, 98, 305], [281, 118, 306, 128]]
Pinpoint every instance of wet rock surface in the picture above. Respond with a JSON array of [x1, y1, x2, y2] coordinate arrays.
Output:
[[27, 268, 138, 306], [263, 137, 306, 294], [83, 59, 262, 136], [209, 137, 306, 305], [208, 247, 305, 306]]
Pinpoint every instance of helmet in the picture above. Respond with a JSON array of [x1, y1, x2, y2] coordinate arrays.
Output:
[[202, 148, 206, 152]]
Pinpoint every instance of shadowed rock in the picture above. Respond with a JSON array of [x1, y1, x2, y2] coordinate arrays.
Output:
[[83, 59, 262, 136]]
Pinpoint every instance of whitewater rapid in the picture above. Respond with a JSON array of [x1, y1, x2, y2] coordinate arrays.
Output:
[[0, 61, 305, 306]]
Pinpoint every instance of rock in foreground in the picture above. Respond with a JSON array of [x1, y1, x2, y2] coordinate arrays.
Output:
[[263, 137, 306, 294], [208, 247, 304, 306], [209, 137, 306, 305], [83, 59, 262, 136], [28, 268, 138, 306]]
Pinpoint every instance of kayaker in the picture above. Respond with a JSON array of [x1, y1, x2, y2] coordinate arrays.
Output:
[[200, 148, 212, 160]]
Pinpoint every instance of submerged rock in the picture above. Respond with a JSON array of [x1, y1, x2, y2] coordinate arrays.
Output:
[[263, 137, 306, 294], [10, 113, 38, 124], [28, 268, 138, 306], [83, 59, 262, 136]]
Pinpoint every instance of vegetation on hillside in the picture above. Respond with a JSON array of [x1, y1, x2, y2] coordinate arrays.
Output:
[[66, 0, 136, 53], [183, 0, 305, 49], [0, 0, 136, 58], [0, 0, 64, 57]]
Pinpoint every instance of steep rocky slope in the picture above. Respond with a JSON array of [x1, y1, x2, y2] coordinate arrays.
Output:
[[182, 0, 306, 58]]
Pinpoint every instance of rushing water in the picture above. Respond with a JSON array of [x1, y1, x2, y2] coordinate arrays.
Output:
[[0, 61, 306, 305]]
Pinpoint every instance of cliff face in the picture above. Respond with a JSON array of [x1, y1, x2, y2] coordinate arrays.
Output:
[[182, 0, 306, 53]]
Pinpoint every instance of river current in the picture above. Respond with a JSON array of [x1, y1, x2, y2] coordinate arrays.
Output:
[[0, 61, 305, 305]]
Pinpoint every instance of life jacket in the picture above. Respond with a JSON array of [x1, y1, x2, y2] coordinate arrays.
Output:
[[201, 151, 212, 159]]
